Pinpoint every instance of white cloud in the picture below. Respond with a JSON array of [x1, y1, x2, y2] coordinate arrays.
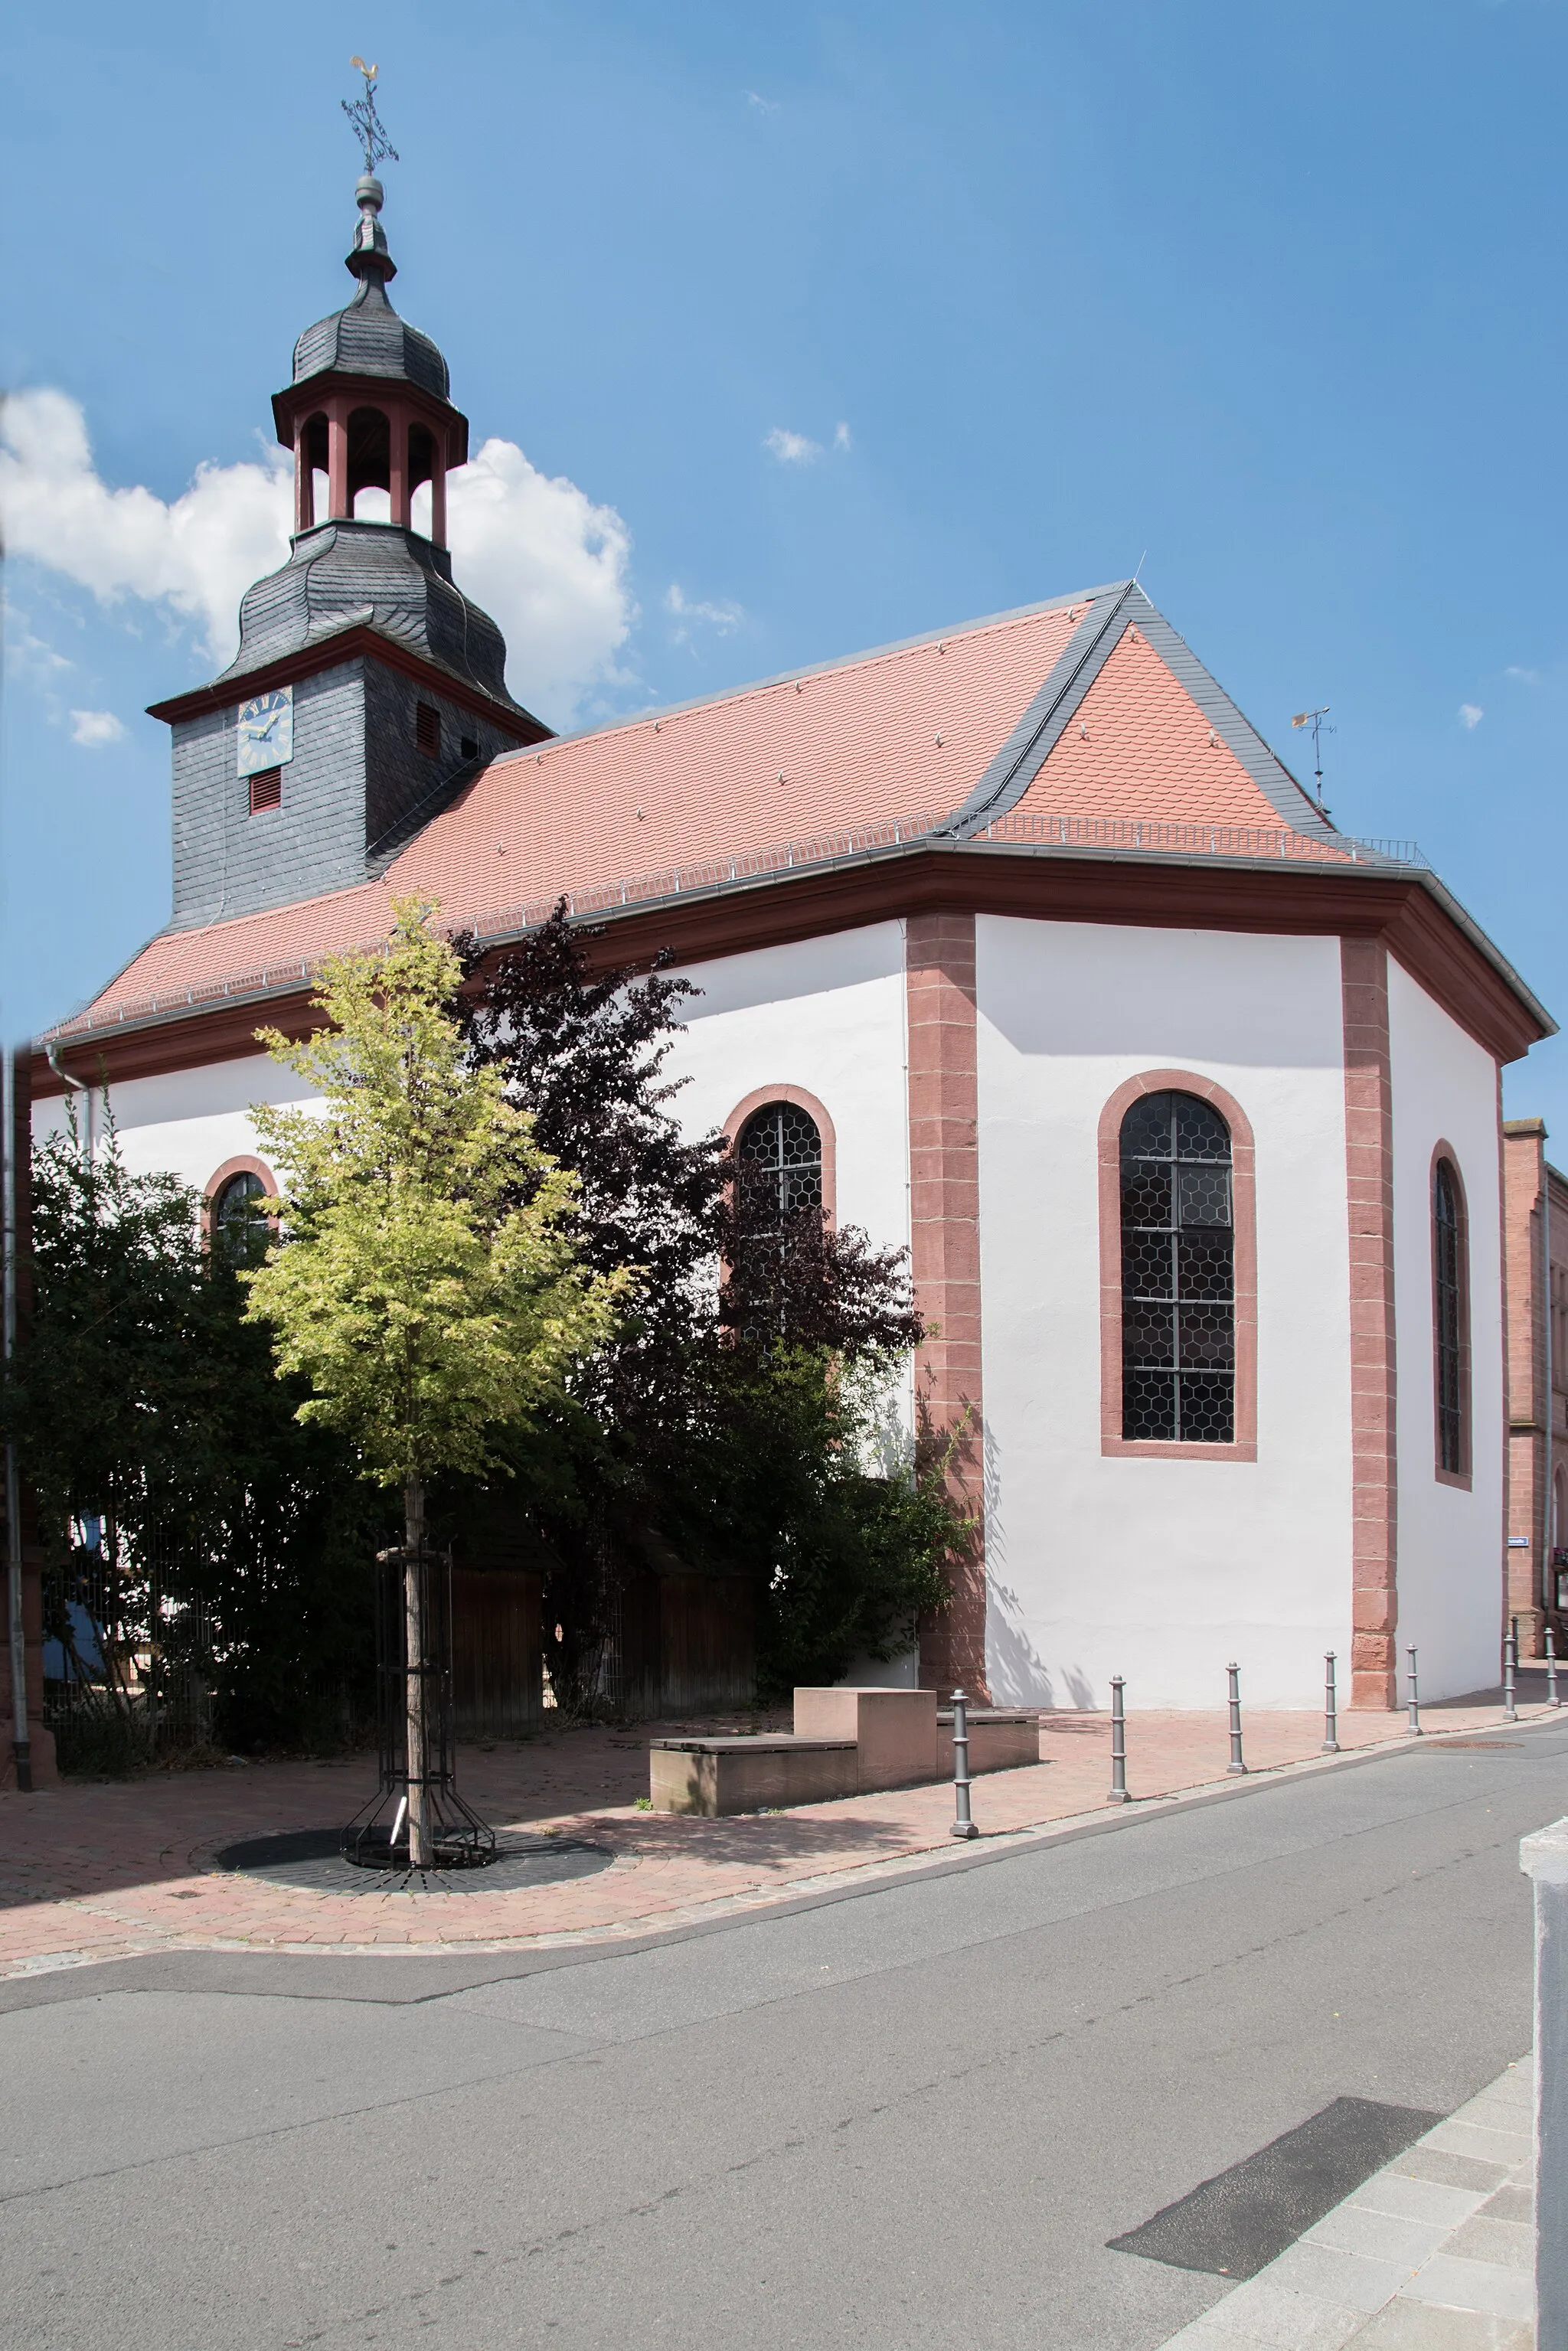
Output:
[[1506, 665, 1540, 684], [765, 426, 823, 465], [0, 389, 634, 729], [0, 387, 292, 661], [443, 437, 632, 724], [69, 707, 126, 747], [833, 420, 852, 451], [746, 90, 781, 115], [664, 582, 743, 643], [1459, 703, 1484, 729]]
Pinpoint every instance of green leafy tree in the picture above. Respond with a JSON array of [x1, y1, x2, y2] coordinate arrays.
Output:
[[463, 905, 959, 1709], [243, 898, 626, 1860], [5, 1102, 379, 1768]]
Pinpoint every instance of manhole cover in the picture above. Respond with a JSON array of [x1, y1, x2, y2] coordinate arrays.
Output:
[[213, 1829, 616, 1896]]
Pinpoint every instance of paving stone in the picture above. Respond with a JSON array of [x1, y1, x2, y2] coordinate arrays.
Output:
[[1461, 2069, 1532, 2113], [1305, 2206, 1451, 2268], [1421, 2122, 1533, 2169], [1396, 2150, 1513, 2196], [1170, 2278, 1367, 2349], [1256, 2242, 1416, 2313], [1436, 2216, 1534, 2271], [1403, 2255, 1535, 2324], [1475, 2186, 1533, 2225], [1346, 2300, 1532, 2348], [1347, 2176, 1488, 2229]]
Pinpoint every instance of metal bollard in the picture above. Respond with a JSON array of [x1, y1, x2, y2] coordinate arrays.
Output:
[[1227, 1663, 1247, 1776], [1406, 1644, 1423, 1737], [1109, 1677, 1129, 1803], [1322, 1651, 1340, 1754], [1548, 1624, 1560, 1709], [949, 1688, 978, 1840], [1504, 1624, 1519, 1723]]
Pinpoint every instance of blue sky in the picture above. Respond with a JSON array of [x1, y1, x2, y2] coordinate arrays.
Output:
[[4, 1, 1566, 1130]]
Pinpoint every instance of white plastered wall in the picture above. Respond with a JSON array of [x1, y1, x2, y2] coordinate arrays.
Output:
[[33, 925, 917, 1258], [665, 921, 911, 1260], [31, 1052, 318, 1193], [1387, 955, 1504, 1700], [976, 915, 1354, 1710], [666, 921, 916, 1686]]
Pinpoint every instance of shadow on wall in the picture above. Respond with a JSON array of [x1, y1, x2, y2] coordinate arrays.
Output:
[[982, 1415, 1099, 1711], [988, 1575, 1098, 1710]]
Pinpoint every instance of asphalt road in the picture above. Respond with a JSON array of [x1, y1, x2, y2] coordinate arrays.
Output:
[[3, 1723, 1563, 2351]]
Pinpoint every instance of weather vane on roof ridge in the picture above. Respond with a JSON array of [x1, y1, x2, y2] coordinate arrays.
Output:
[[342, 57, 399, 175]]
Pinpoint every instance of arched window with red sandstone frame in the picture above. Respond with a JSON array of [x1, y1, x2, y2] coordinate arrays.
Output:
[[203, 1155, 278, 1264], [1099, 1071, 1257, 1461], [721, 1086, 838, 1232], [720, 1088, 838, 1343]]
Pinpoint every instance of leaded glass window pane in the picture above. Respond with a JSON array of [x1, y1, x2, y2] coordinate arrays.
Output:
[[737, 1102, 823, 1230], [214, 1169, 267, 1263], [1120, 1090, 1234, 1442], [1434, 1159, 1464, 1474]]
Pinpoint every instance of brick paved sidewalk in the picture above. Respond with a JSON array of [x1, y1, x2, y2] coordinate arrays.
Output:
[[0, 1688, 1553, 1978]]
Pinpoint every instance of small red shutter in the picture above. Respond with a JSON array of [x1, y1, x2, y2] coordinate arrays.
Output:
[[249, 768, 283, 813], [416, 701, 440, 757]]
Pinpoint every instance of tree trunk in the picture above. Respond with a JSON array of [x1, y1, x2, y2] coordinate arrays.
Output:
[[403, 1473, 430, 1867]]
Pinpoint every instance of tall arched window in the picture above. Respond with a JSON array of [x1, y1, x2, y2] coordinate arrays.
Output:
[[737, 1101, 824, 1233], [211, 1168, 270, 1264], [1120, 1090, 1234, 1443], [1432, 1154, 1468, 1478]]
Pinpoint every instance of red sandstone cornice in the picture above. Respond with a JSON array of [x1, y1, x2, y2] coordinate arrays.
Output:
[[31, 841, 1553, 1098]]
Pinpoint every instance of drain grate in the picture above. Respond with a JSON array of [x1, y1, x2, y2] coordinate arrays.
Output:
[[1107, 2096, 1442, 2278]]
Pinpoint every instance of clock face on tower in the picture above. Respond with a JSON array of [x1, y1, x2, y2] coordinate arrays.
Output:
[[236, 687, 294, 776]]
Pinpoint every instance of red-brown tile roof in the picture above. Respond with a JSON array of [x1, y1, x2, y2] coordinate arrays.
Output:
[[1011, 625, 1292, 831], [63, 880, 397, 1028], [387, 599, 1084, 925], [53, 596, 1344, 1037]]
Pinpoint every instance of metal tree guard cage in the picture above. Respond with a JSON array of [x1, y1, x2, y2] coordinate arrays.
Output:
[[341, 1543, 496, 1869]]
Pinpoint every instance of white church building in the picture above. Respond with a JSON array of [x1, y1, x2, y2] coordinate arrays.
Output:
[[33, 170, 1553, 1712]]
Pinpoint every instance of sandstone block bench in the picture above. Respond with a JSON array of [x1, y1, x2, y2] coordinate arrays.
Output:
[[648, 1687, 1041, 1816]]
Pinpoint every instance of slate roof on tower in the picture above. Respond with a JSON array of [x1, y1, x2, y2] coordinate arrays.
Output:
[[201, 522, 518, 704], [54, 578, 1553, 1060], [291, 273, 451, 401]]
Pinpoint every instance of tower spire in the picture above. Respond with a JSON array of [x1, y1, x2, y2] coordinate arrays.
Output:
[[341, 60, 399, 287]]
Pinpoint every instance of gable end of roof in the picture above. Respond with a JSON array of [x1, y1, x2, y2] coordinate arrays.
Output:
[[1125, 590, 1338, 844], [938, 582, 1135, 837], [939, 581, 1341, 850]]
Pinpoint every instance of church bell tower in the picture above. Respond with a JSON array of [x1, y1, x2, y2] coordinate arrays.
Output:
[[149, 142, 548, 931]]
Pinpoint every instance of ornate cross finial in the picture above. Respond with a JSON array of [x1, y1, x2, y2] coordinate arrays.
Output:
[[342, 57, 400, 175]]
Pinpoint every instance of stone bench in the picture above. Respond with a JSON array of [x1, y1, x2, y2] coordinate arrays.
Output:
[[648, 1689, 1043, 1815], [648, 1735, 858, 1816], [938, 1708, 1040, 1776]]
